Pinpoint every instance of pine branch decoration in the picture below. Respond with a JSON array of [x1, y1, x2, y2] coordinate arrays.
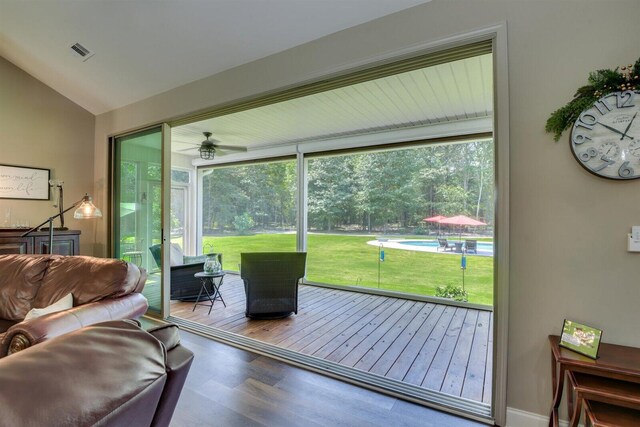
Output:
[[545, 58, 640, 141]]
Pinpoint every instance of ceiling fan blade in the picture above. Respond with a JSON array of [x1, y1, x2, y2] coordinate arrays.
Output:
[[214, 144, 247, 152], [177, 147, 198, 152]]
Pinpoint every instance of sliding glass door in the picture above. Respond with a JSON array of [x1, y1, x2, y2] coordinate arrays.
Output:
[[113, 127, 163, 313]]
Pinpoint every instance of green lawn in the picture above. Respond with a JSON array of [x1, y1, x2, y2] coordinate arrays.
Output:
[[203, 233, 494, 306]]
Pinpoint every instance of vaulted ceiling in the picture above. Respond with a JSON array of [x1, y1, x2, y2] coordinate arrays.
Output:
[[0, 0, 431, 114]]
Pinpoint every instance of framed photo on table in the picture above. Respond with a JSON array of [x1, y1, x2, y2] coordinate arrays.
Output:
[[560, 319, 603, 359], [0, 164, 50, 200]]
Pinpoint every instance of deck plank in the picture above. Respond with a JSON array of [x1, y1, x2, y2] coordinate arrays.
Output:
[[440, 310, 479, 396], [400, 305, 457, 385], [461, 310, 491, 402], [362, 303, 436, 374], [380, 303, 445, 381], [240, 288, 366, 341], [169, 273, 492, 405], [482, 314, 494, 404], [276, 293, 374, 348], [311, 298, 404, 359], [293, 296, 388, 355], [421, 307, 467, 391], [336, 300, 418, 367]]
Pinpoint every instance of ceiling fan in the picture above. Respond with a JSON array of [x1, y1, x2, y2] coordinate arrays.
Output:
[[178, 131, 248, 160]]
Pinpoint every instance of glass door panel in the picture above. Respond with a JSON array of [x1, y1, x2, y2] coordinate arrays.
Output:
[[113, 127, 163, 313]]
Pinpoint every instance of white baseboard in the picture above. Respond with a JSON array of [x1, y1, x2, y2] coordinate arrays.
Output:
[[506, 407, 573, 427]]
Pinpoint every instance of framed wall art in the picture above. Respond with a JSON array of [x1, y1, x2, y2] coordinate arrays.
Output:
[[0, 164, 50, 200], [560, 319, 603, 359]]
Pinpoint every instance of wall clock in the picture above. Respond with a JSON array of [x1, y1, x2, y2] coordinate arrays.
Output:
[[570, 90, 640, 180]]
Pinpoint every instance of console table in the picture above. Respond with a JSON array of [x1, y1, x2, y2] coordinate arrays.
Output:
[[0, 229, 80, 255], [549, 335, 640, 427]]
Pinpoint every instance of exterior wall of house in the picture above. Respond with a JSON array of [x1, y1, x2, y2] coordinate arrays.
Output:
[[93, 0, 640, 421], [0, 57, 96, 255]]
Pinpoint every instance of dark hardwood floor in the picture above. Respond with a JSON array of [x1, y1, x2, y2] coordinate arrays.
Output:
[[171, 329, 487, 427]]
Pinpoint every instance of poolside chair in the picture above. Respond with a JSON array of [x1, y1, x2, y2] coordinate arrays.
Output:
[[149, 244, 223, 301], [437, 238, 454, 252], [465, 239, 478, 254], [240, 252, 307, 319]]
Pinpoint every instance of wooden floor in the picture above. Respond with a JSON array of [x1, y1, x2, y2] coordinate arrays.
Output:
[[171, 329, 486, 427], [170, 273, 493, 405]]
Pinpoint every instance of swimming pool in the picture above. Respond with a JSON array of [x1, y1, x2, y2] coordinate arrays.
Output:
[[400, 240, 493, 251], [366, 239, 494, 256]]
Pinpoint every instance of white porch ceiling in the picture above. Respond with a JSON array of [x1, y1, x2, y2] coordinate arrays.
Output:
[[0, 0, 430, 114], [173, 53, 493, 160]]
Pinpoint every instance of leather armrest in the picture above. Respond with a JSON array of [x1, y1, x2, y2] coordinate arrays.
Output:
[[147, 323, 181, 351], [146, 323, 194, 427], [0, 320, 167, 427], [0, 293, 148, 356]]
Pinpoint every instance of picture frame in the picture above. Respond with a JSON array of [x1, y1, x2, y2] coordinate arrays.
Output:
[[0, 164, 50, 200], [560, 319, 603, 359]]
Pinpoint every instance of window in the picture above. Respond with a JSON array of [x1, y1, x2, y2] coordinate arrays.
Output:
[[200, 159, 297, 270], [306, 140, 494, 305]]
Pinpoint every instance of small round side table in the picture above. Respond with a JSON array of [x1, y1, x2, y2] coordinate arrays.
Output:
[[192, 271, 226, 315]]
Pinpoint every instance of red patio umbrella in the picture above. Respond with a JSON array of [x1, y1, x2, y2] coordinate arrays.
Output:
[[438, 215, 487, 241], [422, 215, 447, 222], [422, 215, 447, 236]]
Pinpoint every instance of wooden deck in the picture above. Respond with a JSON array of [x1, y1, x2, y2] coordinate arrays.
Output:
[[169, 273, 493, 405]]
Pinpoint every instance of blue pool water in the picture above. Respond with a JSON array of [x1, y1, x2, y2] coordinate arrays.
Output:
[[400, 240, 493, 251]]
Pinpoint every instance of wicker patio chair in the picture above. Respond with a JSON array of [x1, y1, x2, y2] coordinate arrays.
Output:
[[149, 244, 223, 301], [437, 238, 454, 252], [465, 239, 478, 254], [240, 252, 307, 319]]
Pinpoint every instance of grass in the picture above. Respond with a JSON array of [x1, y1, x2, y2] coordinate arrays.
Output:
[[202, 233, 494, 306]]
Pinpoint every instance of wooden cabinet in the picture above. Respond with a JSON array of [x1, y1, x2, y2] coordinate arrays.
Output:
[[0, 229, 80, 255]]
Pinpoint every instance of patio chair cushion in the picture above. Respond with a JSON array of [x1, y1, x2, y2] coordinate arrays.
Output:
[[170, 244, 184, 266]]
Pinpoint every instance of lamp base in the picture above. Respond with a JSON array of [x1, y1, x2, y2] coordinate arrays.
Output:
[[39, 227, 69, 231]]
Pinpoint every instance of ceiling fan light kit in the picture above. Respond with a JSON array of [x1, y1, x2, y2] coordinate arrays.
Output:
[[188, 131, 248, 160], [199, 131, 216, 160]]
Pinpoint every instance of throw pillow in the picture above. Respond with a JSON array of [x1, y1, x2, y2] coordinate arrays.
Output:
[[169, 243, 184, 266], [24, 293, 73, 321]]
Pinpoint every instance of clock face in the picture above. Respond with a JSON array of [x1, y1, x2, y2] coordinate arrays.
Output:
[[570, 90, 640, 180]]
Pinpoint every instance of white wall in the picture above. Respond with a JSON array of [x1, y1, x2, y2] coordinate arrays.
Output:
[[94, 0, 640, 420], [0, 57, 96, 254]]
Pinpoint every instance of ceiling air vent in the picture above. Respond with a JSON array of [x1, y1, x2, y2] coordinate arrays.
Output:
[[70, 42, 94, 62]]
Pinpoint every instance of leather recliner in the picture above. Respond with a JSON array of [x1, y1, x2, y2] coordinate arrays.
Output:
[[0, 319, 194, 427], [0, 254, 148, 357]]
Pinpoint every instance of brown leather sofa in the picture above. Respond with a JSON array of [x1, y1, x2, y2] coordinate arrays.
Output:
[[0, 319, 194, 427], [0, 254, 148, 357]]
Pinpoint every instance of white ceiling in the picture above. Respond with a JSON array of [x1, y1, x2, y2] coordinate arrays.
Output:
[[173, 53, 493, 159], [0, 0, 431, 115]]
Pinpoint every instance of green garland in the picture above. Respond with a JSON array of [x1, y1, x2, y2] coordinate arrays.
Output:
[[545, 58, 640, 141]]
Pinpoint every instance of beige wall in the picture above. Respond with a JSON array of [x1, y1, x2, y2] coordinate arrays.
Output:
[[0, 57, 96, 255], [94, 0, 640, 420]]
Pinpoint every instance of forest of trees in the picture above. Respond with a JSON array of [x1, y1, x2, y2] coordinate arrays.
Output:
[[201, 140, 494, 235]]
